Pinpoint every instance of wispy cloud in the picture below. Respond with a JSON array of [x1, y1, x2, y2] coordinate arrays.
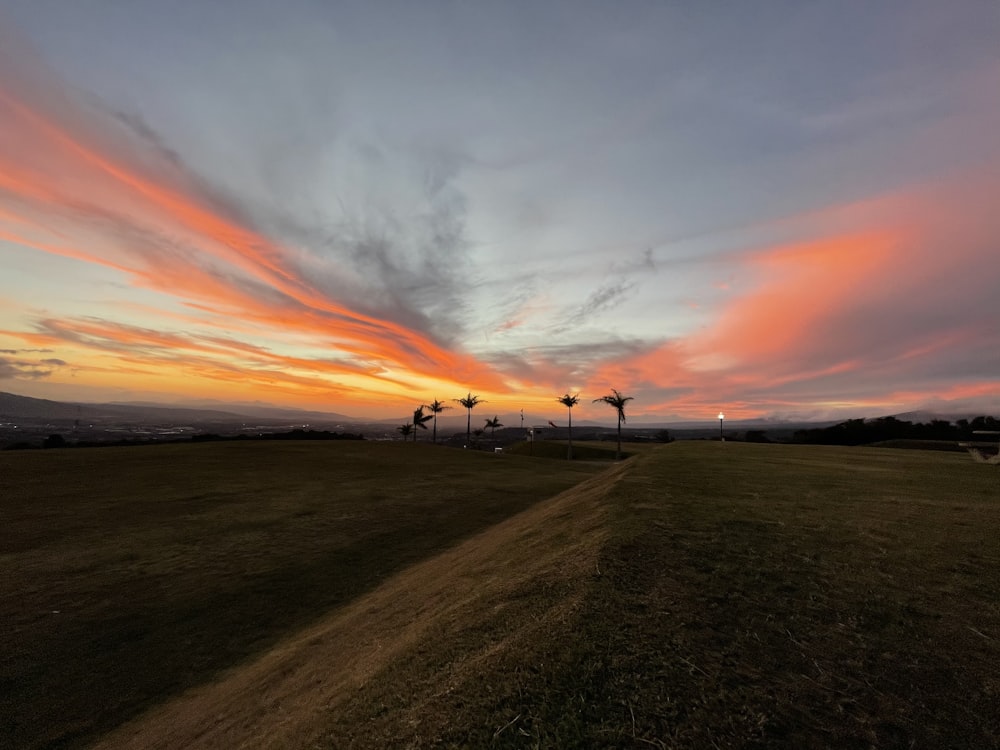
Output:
[[483, 338, 654, 389], [588, 172, 1000, 419], [1, 6, 998, 419], [0, 33, 507, 400], [558, 279, 637, 331], [0, 353, 64, 380]]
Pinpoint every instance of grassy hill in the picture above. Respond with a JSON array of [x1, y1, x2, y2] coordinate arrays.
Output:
[[0, 441, 601, 749], [3, 442, 998, 748]]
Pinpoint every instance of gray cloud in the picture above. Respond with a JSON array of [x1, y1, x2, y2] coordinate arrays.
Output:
[[105, 106, 184, 167], [248, 172, 474, 344], [610, 248, 657, 275], [3, 2, 999, 417], [1, 27, 478, 350], [481, 337, 654, 384], [561, 279, 637, 329], [0, 355, 62, 380]]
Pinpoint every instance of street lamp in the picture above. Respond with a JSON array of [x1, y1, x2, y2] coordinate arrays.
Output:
[[718, 412, 725, 442]]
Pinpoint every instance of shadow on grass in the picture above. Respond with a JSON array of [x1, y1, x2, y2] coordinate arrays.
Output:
[[504, 441, 633, 461], [1, 443, 597, 750]]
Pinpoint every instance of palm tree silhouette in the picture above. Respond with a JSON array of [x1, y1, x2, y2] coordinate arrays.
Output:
[[485, 415, 503, 439], [412, 405, 433, 442], [593, 388, 634, 460], [557, 393, 580, 460], [426, 399, 450, 443], [397, 423, 414, 440], [454, 392, 485, 447]]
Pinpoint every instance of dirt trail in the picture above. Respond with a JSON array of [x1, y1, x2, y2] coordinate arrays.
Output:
[[91, 460, 630, 749]]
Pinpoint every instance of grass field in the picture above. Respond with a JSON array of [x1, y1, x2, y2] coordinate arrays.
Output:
[[2, 441, 998, 748], [0, 441, 600, 749], [503, 439, 631, 461]]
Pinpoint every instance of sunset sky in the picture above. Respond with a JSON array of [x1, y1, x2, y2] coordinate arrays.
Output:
[[1, 1, 998, 421]]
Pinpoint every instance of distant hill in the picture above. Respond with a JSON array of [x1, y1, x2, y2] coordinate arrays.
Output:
[[0, 392, 89, 420], [0, 391, 346, 425], [110, 399, 360, 424], [890, 409, 993, 424], [0, 391, 256, 423]]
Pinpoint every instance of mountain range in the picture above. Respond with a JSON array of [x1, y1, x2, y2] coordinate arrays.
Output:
[[0, 391, 353, 425]]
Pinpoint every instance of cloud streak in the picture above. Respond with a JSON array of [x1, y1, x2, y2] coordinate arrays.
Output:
[[1, 6, 998, 420], [0, 353, 65, 381], [0, 33, 507, 403], [589, 173, 1000, 419]]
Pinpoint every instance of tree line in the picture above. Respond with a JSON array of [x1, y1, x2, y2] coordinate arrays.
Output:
[[792, 415, 999, 446], [396, 388, 635, 460]]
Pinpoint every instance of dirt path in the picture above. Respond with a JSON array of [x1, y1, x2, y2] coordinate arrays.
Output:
[[91, 461, 629, 749]]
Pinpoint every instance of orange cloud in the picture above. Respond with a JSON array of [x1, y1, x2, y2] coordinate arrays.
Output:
[[585, 174, 1000, 420], [687, 231, 900, 367], [0, 74, 509, 400], [2, 32, 997, 420]]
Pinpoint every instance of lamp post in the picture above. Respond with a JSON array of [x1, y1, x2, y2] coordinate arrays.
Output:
[[718, 412, 725, 442]]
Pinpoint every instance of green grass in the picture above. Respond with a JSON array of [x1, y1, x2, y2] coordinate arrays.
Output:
[[529, 443, 1000, 748], [4, 441, 999, 749], [317, 443, 1000, 749], [503, 439, 633, 461], [0, 441, 601, 749]]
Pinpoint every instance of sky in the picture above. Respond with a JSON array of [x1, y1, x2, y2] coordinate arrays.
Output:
[[1, 1, 999, 421]]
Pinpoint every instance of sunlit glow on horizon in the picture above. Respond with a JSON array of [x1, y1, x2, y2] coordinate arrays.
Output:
[[2, 6, 999, 421]]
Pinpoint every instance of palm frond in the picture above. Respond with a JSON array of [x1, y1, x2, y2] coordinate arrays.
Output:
[[593, 388, 634, 422], [426, 399, 450, 415], [413, 405, 434, 426], [557, 393, 580, 408], [454, 392, 485, 409]]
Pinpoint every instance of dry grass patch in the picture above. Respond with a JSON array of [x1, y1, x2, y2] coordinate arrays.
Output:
[[91, 460, 629, 749], [529, 443, 1000, 748], [300, 443, 1000, 748], [6, 441, 998, 749], [0, 441, 600, 749]]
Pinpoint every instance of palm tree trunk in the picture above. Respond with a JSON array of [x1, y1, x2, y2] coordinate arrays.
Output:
[[567, 408, 573, 460], [432, 416, 437, 444], [466, 410, 471, 446], [616, 417, 622, 460]]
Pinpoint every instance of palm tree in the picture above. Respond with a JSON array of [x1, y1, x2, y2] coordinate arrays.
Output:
[[557, 393, 580, 460], [485, 415, 503, 439], [454, 392, 485, 447], [397, 423, 414, 440], [593, 388, 634, 460], [412, 405, 433, 442], [426, 399, 450, 443]]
